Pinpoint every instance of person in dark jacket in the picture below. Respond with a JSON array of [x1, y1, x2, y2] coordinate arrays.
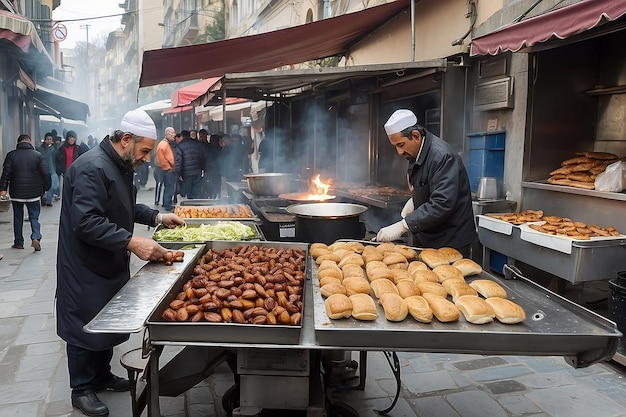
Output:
[[56, 130, 85, 178], [201, 133, 223, 199], [55, 109, 184, 417], [38, 132, 59, 206], [376, 109, 476, 257], [0, 134, 51, 251], [174, 129, 205, 199]]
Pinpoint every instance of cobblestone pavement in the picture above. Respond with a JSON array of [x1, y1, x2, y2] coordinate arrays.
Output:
[[0, 174, 625, 417]]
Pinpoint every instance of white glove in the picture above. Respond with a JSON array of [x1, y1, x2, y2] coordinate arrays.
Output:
[[376, 219, 409, 242], [401, 198, 414, 218]]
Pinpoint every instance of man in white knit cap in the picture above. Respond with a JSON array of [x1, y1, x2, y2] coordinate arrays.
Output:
[[377, 109, 475, 257], [56, 108, 184, 416]]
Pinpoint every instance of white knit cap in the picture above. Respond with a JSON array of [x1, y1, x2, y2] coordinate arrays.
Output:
[[120, 109, 157, 140], [384, 109, 418, 135]]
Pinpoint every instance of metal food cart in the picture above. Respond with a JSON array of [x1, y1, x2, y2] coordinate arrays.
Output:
[[85, 242, 621, 417]]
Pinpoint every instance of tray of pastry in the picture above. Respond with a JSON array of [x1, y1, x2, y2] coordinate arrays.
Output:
[[309, 241, 619, 366], [145, 241, 308, 345], [174, 204, 259, 222]]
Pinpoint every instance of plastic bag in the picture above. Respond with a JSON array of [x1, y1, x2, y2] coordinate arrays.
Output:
[[594, 160, 626, 192]]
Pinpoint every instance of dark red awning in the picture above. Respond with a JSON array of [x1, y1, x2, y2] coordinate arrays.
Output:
[[470, 0, 626, 56], [162, 105, 192, 114], [139, 0, 409, 87], [171, 77, 221, 107]]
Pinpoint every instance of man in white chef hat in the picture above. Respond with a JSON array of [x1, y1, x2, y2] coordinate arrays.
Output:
[[377, 109, 476, 258]]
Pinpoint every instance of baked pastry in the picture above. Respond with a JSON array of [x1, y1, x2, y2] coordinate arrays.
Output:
[[393, 244, 418, 260], [328, 241, 351, 252], [452, 259, 482, 277], [338, 253, 364, 268], [319, 276, 342, 287], [416, 281, 448, 298], [315, 253, 341, 265], [422, 292, 460, 322], [320, 282, 347, 298], [383, 253, 408, 267], [370, 278, 399, 298], [333, 249, 355, 260], [407, 261, 428, 275], [378, 293, 408, 321], [432, 264, 465, 283], [411, 269, 440, 284], [342, 276, 372, 296], [345, 241, 365, 254], [419, 249, 449, 269], [318, 259, 341, 272], [484, 297, 526, 324], [311, 242, 329, 251], [375, 242, 397, 255], [390, 269, 413, 284], [318, 267, 342, 281], [341, 264, 365, 280], [396, 280, 421, 298], [582, 151, 618, 160], [387, 262, 409, 270], [362, 246, 384, 263], [348, 293, 379, 321], [455, 295, 495, 324], [442, 280, 477, 302], [324, 293, 352, 319], [365, 261, 393, 281], [469, 279, 507, 299], [404, 295, 433, 323], [437, 247, 463, 263]]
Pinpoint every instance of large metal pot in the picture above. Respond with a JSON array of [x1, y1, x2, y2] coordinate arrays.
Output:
[[244, 173, 292, 195], [286, 203, 368, 245]]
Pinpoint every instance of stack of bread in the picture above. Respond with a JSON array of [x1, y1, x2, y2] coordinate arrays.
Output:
[[548, 151, 620, 190], [311, 241, 525, 326], [487, 211, 621, 240]]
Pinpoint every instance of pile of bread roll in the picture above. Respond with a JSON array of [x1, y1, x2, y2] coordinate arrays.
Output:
[[548, 151, 621, 190], [311, 241, 525, 326], [487, 211, 621, 240]]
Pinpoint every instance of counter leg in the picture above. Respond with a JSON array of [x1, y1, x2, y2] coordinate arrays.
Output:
[[147, 345, 163, 417], [374, 351, 401, 415]]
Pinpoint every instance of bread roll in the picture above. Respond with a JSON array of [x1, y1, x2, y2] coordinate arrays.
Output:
[[345, 241, 365, 253], [333, 249, 355, 260], [338, 253, 364, 268], [320, 282, 347, 298], [416, 281, 448, 298], [366, 261, 393, 281], [362, 246, 384, 263], [383, 253, 408, 267], [411, 269, 440, 284], [318, 260, 341, 272], [469, 279, 507, 299], [432, 265, 465, 283], [582, 151, 618, 160], [419, 249, 449, 269], [324, 293, 352, 319], [341, 264, 365, 280], [365, 260, 387, 274], [328, 241, 351, 251], [370, 278, 399, 298], [437, 247, 463, 263], [396, 280, 421, 298], [452, 259, 482, 277], [393, 244, 418, 260], [407, 261, 428, 275], [390, 269, 413, 284], [318, 267, 342, 281], [349, 293, 379, 321], [404, 295, 433, 323], [455, 295, 495, 324], [315, 253, 341, 265], [319, 276, 342, 287], [342, 276, 372, 296], [311, 242, 329, 251], [484, 297, 526, 324], [422, 292, 459, 322], [310, 247, 332, 259], [378, 293, 408, 321], [376, 242, 397, 255], [442, 280, 477, 302]]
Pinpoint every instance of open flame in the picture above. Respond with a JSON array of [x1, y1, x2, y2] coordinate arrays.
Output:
[[306, 175, 335, 201]]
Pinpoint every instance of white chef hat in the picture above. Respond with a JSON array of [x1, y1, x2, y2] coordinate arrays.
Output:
[[384, 109, 418, 135], [120, 109, 157, 140]]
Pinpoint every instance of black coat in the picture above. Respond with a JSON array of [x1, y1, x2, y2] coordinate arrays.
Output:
[[0, 141, 51, 199], [174, 137, 205, 179], [56, 137, 158, 350], [55, 142, 84, 175]]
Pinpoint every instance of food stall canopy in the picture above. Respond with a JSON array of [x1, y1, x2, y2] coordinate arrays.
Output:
[[470, 0, 626, 56], [32, 85, 90, 122], [171, 77, 221, 107], [139, 0, 410, 87], [138, 99, 172, 112], [162, 105, 192, 115]]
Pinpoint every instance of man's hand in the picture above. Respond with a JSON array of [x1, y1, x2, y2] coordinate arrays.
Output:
[[161, 213, 185, 228], [401, 198, 414, 218], [376, 219, 409, 242], [127, 236, 169, 261]]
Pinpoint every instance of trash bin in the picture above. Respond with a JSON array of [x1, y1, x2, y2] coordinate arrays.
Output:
[[608, 271, 626, 356]]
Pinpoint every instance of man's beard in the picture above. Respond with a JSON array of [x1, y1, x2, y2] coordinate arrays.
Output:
[[123, 142, 144, 171]]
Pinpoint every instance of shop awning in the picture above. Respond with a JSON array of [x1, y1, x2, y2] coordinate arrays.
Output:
[[138, 99, 172, 112], [32, 85, 90, 122], [162, 105, 192, 115], [171, 77, 221, 107], [470, 0, 626, 56], [139, 0, 409, 87], [0, 9, 47, 54]]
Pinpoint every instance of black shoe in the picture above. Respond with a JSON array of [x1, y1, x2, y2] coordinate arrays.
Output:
[[12, 244, 24, 249], [95, 375, 130, 392], [71, 389, 109, 416]]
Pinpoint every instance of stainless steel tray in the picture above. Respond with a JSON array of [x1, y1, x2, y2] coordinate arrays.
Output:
[[152, 220, 264, 243], [145, 241, 309, 345], [312, 263, 621, 367], [478, 222, 626, 282], [175, 204, 260, 222]]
